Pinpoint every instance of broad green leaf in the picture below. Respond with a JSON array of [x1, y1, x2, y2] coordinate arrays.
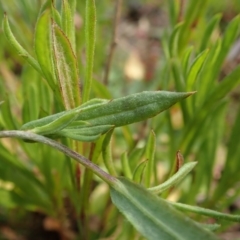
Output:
[[110, 177, 219, 240], [52, 21, 81, 109], [21, 91, 194, 141]]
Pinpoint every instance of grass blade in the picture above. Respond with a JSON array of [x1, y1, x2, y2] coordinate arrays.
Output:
[[83, 0, 96, 102], [168, 201, 240, 223], [111, 177, 219, 240], [2, 14, 42, 74], [52, 20, 81, 109], [149, 162, 197, 194]]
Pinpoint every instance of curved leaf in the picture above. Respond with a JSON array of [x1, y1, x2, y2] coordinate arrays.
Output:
[[34, 10, 56, 90], [3, 14, 42, 74], [149, 162, 197, 194], [52, 21, 81, 109]]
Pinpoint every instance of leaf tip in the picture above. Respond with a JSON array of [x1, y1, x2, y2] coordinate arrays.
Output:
[[188, 91, 197, 95]]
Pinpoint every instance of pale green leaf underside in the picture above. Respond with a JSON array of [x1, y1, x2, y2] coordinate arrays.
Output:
[[111, 177, 219, 240]]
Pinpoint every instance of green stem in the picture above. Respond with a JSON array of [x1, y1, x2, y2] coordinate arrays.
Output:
[[167, 200, 240, 222], [0, 130, 116, 185]]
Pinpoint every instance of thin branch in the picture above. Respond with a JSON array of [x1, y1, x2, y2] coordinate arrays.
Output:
[[0, 130, 116, 185], [103, 0, 122, 85]]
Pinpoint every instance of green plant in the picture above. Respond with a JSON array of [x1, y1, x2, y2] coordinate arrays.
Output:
[[1, 0, 240, 239]]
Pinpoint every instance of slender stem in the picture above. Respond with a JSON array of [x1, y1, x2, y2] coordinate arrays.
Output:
[[167, 200, 240, 222], [83, 0, 96, 103], [0, 130, 116, 185], [79, 142, 96, 240], [103, 0, 122, 85]]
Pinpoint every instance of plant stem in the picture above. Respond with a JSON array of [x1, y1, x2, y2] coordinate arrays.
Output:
[[83, 0, 96, 103], [0, 130, 116, 185]]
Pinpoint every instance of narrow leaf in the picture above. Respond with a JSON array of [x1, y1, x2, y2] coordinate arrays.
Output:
[[52, 21, 81, 109], [75, 91, 195, 128], [83, 0, 96, 102], [21, 91, 194, 141], [145, 130, 156, 187], [181, 46, 193, 77], [62, 0, 75, 50], [121, 152, 132, 179], [132, 160, 148, 183], [51, 3, 62, 27], [59, 125, 114, 142], [35, 10, 57, 90], [3, 14, 42, 74], [32, 107, 81, 135], [149, 162, 197, 194], [169, 22, 184, 57], [168, 201, 240, 223], [186, 49, 209, 92], [102, 129, 117, 176], [199, 14, 222, 51]]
